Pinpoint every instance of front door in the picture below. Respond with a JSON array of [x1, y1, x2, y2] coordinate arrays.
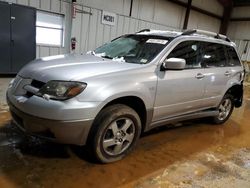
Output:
[[153, 40, 206, 122]]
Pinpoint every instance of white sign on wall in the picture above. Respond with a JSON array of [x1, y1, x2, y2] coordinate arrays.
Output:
[[101, 11, 116, 26]]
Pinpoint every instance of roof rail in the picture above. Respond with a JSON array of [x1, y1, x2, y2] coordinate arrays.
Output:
[[181, 29, 231, 42], [181, 29, 196, 36], [136, 29, 150, 33]]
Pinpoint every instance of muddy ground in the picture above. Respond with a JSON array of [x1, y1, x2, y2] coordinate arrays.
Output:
[[0, 78, 250, 188]]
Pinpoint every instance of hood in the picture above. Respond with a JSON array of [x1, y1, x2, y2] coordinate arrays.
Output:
[[18, 54, 141, 82]]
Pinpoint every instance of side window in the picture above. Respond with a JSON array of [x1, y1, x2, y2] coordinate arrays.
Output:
[[225, 46, 241, 66], [167, 41, 202, 69], [201, 42, 227, 68]]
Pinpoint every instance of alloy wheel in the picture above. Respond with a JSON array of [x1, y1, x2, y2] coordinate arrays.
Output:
[[218, 98, 232, 121], [102, 118, 135, 156]]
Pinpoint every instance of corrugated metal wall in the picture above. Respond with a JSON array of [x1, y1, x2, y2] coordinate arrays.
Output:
[[188, 11, 221, 32], [227, 6, 250, 61], [3, 0, 250, 61], [72, 0, 223, 54], [71, 4, 182, 54], [2, 0, 72, 58], [188, 0, 222, 33], [234, 40, 250, 61]]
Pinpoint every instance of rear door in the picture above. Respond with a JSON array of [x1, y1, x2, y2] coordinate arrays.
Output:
[[201, 42, 232, 108], [153, 40, 206, 121]]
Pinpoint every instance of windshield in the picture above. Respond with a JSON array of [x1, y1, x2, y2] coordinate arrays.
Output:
[[94, 35, 171, 64]]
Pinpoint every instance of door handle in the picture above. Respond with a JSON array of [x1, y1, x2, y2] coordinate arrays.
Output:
[[195, 73, 205, 79], [224, 71, 231, 76]]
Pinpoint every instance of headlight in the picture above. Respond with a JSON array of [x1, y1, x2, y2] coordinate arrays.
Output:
[[37, 81, 87, 100]]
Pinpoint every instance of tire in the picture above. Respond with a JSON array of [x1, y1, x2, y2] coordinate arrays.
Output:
[[212, 93, 234, 124], [87, 104, 141, 163]]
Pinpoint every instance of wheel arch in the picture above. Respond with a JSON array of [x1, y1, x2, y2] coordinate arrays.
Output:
[[100, 96, 149, 133], [225, 83, 243, 108], [88, 95, 151, 138]]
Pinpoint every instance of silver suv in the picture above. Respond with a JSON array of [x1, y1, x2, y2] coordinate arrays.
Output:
[[7, 29, 244, 163]]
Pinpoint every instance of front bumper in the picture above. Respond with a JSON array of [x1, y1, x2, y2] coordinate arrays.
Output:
[[7, 98, 93, 146]]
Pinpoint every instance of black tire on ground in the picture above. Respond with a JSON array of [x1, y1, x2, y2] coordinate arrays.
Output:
[[87, 104, 141, 163], [212, 93, 234, 124]]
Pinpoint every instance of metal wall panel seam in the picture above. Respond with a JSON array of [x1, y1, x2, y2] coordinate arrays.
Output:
[[79, 5, 84, 53]]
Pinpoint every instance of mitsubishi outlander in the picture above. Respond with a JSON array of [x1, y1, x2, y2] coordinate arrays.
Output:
[[7, 29, 244, 163]]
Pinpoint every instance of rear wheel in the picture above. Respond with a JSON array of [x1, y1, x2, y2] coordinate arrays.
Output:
[[88, 104, 141, 163], [212, 94, 234, 124]]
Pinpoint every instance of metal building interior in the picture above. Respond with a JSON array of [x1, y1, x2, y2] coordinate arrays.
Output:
[[0, 0, 250, 187]]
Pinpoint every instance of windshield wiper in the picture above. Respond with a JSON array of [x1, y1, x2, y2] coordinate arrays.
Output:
[[87, 51, 112, 59], [101, 55, 113, 59]]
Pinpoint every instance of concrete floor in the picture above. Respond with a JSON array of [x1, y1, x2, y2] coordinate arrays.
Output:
[[0, 78, 13, 105], [0, 77, 250, 188]]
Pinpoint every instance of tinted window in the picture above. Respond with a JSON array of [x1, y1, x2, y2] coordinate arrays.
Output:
[[225, 46, 241, 66], [167, 41, 202, 69], [201, 42, 227, 68]]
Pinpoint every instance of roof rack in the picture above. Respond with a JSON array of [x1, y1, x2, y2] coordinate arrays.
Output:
[[181, 29, 197, 36], [136, 29, 150, 33], [181, 29, 231, 42]]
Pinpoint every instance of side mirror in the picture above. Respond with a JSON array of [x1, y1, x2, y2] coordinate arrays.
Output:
[[160, 58, 186, 71]]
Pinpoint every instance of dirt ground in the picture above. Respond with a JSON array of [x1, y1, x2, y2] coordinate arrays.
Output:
[[0, 77, 250, 188]]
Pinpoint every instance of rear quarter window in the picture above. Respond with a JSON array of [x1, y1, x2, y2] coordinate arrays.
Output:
[[225, 46, 241, 67]]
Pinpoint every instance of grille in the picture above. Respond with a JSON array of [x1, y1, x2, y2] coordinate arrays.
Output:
[[25, 91, 34, 98], [24, 80, 46, 98]]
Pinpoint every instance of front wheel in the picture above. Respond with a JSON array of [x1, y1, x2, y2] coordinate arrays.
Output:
[[88, 104, 141, 163], [212, 94, 234, 124]]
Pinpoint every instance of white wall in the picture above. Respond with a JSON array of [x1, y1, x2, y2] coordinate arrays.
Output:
[[228, 6, 250, 40], [232, 6, 250, 18], [228, 21, 250, 40], [234, 40, 250, 61], [1, 0, 232, 59], [188, 11, 221, 32], [71, 0, 186, 54], [2, 0, 72, 58], [72, 0, 223, 53], [192, 0, 223, 16], [227, 6, 250, 61], [78, 0, 131, 15], [152, 0, 186, 28], [187, 0, 223, 32], [76, 0, 250, 61]]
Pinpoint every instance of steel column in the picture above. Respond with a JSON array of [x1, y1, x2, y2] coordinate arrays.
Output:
[[183, 0, 192, 30]]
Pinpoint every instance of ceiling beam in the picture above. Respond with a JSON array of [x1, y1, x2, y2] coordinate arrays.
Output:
[[234, 4, 250, 7], [231, 17, 250, 21], [219, 2, 233, 34]]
